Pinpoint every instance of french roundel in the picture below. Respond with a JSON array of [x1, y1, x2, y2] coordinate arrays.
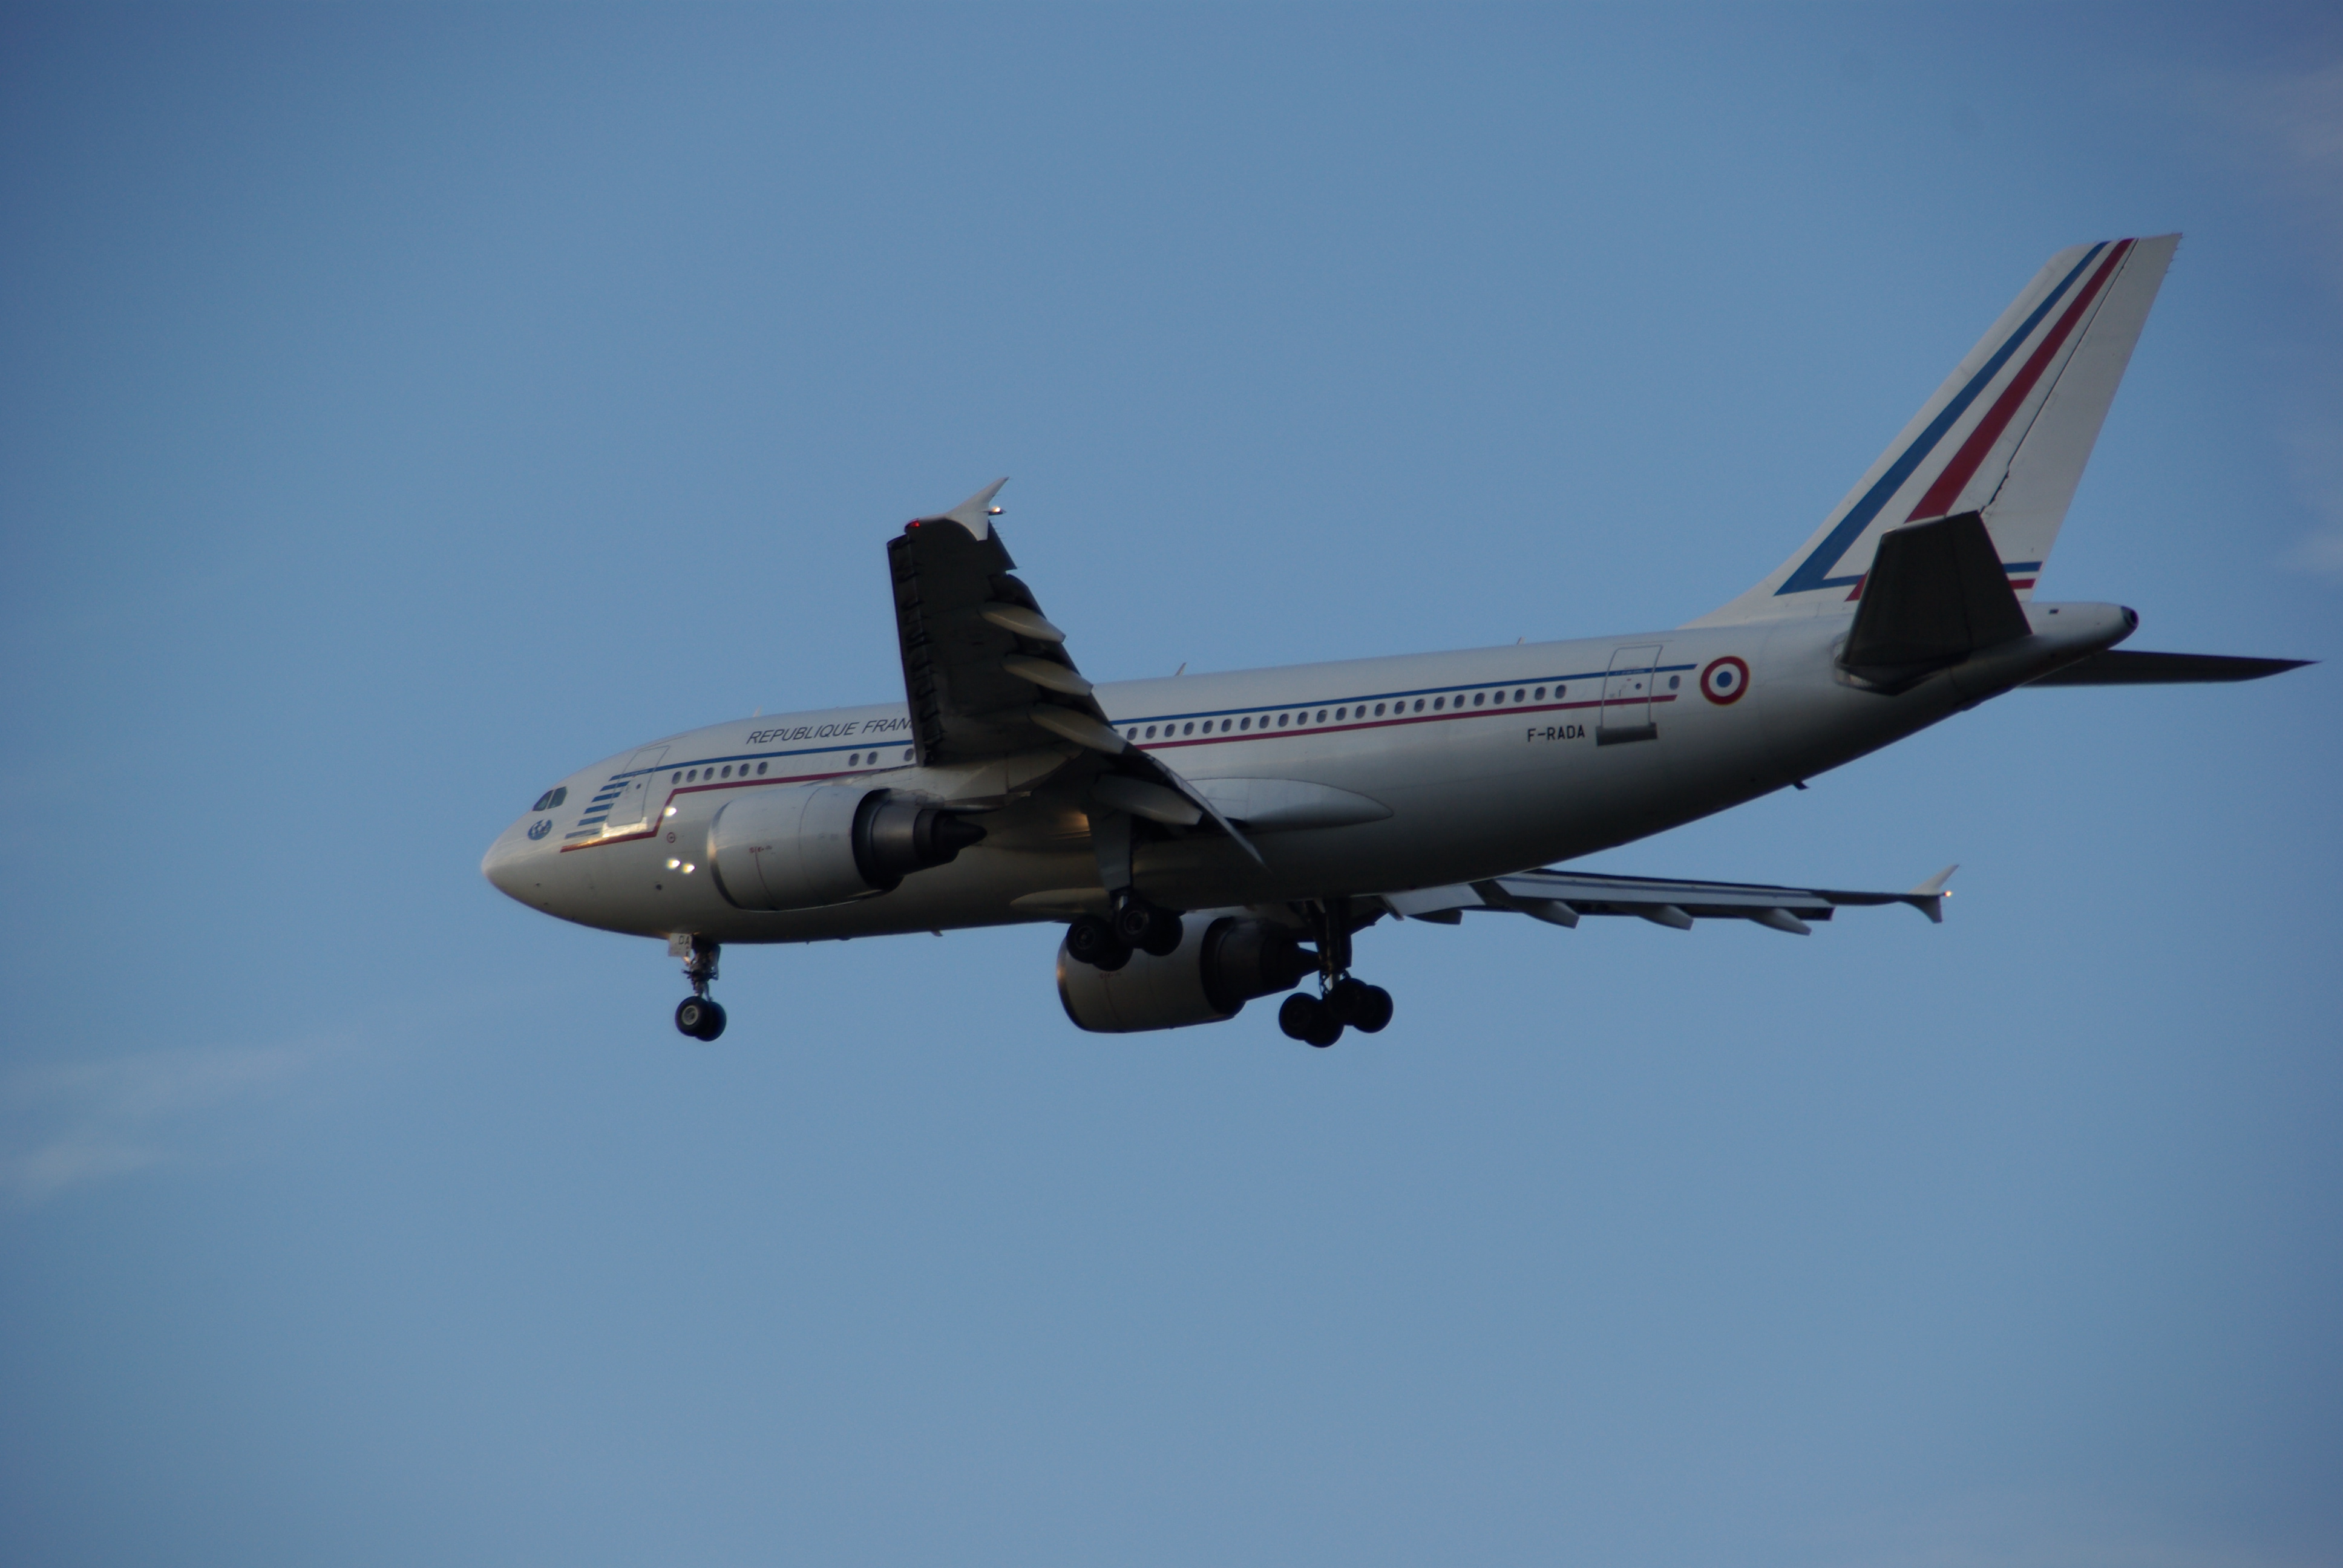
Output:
[[1700, 656, 1750, 705]]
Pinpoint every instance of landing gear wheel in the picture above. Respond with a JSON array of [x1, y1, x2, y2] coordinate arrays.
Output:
[[1066, 914, 1132, 972], [1110, 900, 1185, 957], [675, 996, 727, 1040], [1326, 978, 1393, 1034], [1138, 907, 1185, 957], [1279, 992, 1344, 1048]]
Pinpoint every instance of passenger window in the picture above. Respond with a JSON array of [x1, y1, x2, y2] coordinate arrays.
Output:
[[1535, 687, 1545, 700], [687, 769, 697, 782], [1277, 713, 1289, 728], [1374, 704, 1385, 716], [1433, 697, 1444, 710], [1412, 699, 1424, 713], [1316, 709, 1328, 722], [1145, 725, 1156, 738], [1515, 688, 1525, 701], [901, 749, 913, 761], [1473, 692, 1486, 707], [672, 772, 683, 784], [1240, 717, 1251, 730], [721, 765, 732, 778], [1184, 722, 1194, 736], [1668, 675, 1681, 689]]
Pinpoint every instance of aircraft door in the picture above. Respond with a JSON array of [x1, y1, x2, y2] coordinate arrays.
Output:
[[1598, 645, 1662, 745], [597, 746, 670, 836]]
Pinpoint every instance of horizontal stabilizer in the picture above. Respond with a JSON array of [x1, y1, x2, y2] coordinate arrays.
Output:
[[2025, 650, 2312, 686], [1840, 511, 2030, 679]]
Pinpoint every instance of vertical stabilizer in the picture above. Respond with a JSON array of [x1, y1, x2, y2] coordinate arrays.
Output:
[[1688, 236, 2179, 627]]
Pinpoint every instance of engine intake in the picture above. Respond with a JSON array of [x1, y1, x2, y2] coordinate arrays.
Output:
[[707, 785, 985, 912], [1057, 913, 1315, 1033]]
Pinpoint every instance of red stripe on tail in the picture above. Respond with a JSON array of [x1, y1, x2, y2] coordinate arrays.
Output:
[[1905, 239, 2134, 522]]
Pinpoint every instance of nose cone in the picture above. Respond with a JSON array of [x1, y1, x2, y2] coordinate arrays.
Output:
[[481, 827, 536, 904]]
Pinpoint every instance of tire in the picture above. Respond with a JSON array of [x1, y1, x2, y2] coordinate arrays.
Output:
[[1138, 907, 1184, 957], [1112, 901, 1156, 947], [675, 996, 724, 1040], [696, 1000, 727, 1040], [1279, 993, 1343, 1047], [1066, 915, 1132, 972], [1329, 979, 1393, 1034], [1278, 993, 1319, 1040]]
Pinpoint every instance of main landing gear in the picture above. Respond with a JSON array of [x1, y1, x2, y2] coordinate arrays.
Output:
[[1065, 893, 1184, 971], [1277, 896, 1393, 1048], [1278, 977, 1394, 1047], [673, 935, 726, 1041]]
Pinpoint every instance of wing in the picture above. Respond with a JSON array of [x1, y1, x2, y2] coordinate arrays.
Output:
[[1377, 866, 1958, 934], [887, 480, 1259, 857]]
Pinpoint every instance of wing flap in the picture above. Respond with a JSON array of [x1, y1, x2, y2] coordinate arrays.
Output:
[[889, 486, 1111, 766], [1380, 867, 1955, 932], [887, 482, 1261, 864]]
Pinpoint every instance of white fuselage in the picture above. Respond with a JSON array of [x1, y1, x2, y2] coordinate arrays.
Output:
[[481, 603, 2129, 941]]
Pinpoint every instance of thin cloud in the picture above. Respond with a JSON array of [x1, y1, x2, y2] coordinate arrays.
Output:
[[1, 1042, 327, 1207], [2195, 57, 2343, 262], [2191, 55, 2343, 580], [1810, 1489, 2332, 1568], [2278, 422, 2343, 579]]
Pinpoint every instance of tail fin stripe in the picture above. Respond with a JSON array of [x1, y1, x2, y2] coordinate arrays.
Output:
[[1903, 240, 2133, 522], [1774, 243, 2108, 596]]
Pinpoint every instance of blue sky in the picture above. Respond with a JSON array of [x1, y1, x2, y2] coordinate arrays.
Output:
[[2, 5, 2338, 1564]]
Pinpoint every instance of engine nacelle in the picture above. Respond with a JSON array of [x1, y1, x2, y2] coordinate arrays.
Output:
[[706, 785, 985, 912], [1057, 913, 1315, 1033]]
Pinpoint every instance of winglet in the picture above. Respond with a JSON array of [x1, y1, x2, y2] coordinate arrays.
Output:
[[933, 478, 1009, 540], [1906, 864, 1958, 923]]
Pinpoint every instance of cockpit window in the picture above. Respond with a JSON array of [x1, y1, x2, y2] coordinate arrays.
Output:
[[531, 786, 568, 811]]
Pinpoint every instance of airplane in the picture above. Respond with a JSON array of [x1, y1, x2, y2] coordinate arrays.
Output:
[[482, 234, 2307, 1047]]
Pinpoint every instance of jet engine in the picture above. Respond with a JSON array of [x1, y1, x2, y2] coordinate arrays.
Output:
[[1057, 913, 1316, 1033], [706, 785, 985, 911]]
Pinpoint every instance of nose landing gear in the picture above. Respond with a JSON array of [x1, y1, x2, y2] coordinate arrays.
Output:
[[673, 935, 726, 1040], [1277, 897, 1394, 1047], [676, 995, 727, 1040]]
